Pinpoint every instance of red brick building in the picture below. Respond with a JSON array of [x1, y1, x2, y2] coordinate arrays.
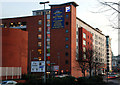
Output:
[[1, 2, 107, 78], [1, 28, 28, 80], [78, 27, 93, 60]]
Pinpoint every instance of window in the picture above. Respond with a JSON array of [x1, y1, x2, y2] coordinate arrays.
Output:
[[10, 22, 16, 27], [38, 34, 42, 39], [47, 20, 50, 24], [83, 54, 86, 59], [38, 20, 42, 25], [88, 42, 89, 45], [38, 27, 42, 32], [38, 42, 42, 47], [65, 60, 68, 64], [83, 33, 86, 39], [77, 31, 78, 35], [66, 22, 68, 25], [83, 40, 86, 46], [66, 29, 68, 33], [66, 14, 69, 18], [47, 34, 50, 39], [66, 37, 69, 41], [47, 49, 50, 53], [47, 15, 50, 19], [76, 39, 78, 42], [95, 40, 98, 45], [47, 27, 50, 32], [46, 10, 50, 15], [38, 57, 42, 61], [65, 44, 69, 48], [65, 52, 68, 56], [47, 41, 50, 46], [38, 49, 42, 54], [83, 47, 86, 52], [21, 22, 26, 26]]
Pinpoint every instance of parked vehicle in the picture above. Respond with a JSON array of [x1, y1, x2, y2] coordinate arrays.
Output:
[[107, 74, 118, 79], [1, 81, 17, 85]]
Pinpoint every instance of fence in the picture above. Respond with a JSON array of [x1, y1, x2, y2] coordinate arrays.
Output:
[[0, 67, 21, 80]]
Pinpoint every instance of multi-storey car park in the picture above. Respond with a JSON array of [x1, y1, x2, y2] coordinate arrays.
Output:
[[0, 2, 112, 79]]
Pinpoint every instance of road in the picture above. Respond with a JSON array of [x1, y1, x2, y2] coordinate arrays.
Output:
[[104, 77, 120, 85]]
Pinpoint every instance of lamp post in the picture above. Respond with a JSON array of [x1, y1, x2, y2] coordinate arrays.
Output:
[[39, 1, 49, 83]]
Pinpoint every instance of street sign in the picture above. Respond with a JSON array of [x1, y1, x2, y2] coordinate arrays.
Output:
[[31, 61, 45, 72]]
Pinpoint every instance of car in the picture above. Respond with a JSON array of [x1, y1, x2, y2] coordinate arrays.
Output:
[[1, 80, 17, 85], [107, 74, 118, 79]]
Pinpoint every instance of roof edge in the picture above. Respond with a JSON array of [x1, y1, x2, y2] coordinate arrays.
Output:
[[76, 17, 105, 36], [49, 2, 79, 7]]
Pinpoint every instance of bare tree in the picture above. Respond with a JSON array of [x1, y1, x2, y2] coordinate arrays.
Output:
[[97, 0, 120, 29], [77, 47, 102, 77]]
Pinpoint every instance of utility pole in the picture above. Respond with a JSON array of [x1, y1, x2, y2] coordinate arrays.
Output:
[[39, 1, 49, 83]]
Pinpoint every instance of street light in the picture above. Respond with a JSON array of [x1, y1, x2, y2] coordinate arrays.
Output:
[[39, 1, 49, 83]]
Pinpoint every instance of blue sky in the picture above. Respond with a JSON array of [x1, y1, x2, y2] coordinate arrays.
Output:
[[0, 0, 118, 56]]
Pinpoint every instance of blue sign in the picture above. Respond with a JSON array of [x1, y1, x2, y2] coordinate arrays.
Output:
[[39, 66, 44, 68], [66, 6, 70, 12], [51, 8, 64, 29]]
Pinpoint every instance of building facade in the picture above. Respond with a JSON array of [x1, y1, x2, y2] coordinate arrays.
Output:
[[112, 55, 120, 72], [1, 2, 110, 78], [1, 28, 28, 80], [106, 36, 112, 71], [76, 18, 107, 74]]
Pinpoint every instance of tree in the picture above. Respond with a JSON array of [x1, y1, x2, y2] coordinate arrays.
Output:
[[97, 0, 120, 29], [77, 47, 102, 77]]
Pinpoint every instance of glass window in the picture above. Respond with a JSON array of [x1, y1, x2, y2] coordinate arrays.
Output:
[[46, 10, 50, 15], [40, 11, 43, 15], [83, 54, 86, 59], [38, 57, 42, 61], [38, 42, 42, 47], [88, 42, 89, 45], [65, 45, 69, 48], [38, 34, 42, 39], [66, 29, 68, 33], [38, 49, 42, 54], [83, 40, 86, 46], [47, 41, 50, 46], [38, 27, 42, 32], [66, 14, 69, 18], [38, 20, 42, 25], [66, 37, 69, 41], [65, 60, 68, 64], [21, 22, 26, 26], [47, 20, 50, 24], [47, 15, 50, 19], [83, 47, 86, 52], [83, 33, 86, 39], [47, 34, 50, 39], [47, 49, 50, 53], [47, 27, 50, 32], [65, 52, 68, 56], [66, 22, 68, 25]]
